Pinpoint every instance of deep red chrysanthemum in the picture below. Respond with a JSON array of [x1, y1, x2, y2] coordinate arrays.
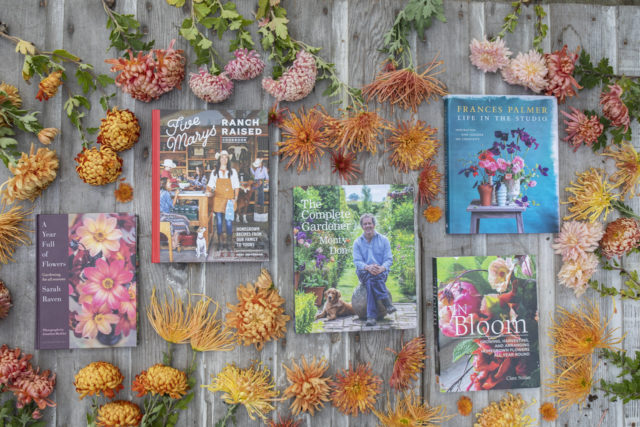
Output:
[[417, 161, 442, 205], [330, 151, 361, 183], [387, 336, 427, 391]]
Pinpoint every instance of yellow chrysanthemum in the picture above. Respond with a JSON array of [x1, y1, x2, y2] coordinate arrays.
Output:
[[457, 395, 473, 416], [423, 205, 442, 223], [387, 119, 439, 173], [190, 300, 236, 352], [97, 400, 142, 427], [546, 357, 595, 413], [602, 141, 640, 199], [0, 145, 59, 203], [563, 168, 619, 222], [474, 393, 535, 427], [98, 107, 141, 152], [202, 363, 279, 421], [75, 146, 123, 186], [36, 70, 63, 101], [283, 356, 331, 416], [74, 361, 124, 399], [539, 402, 558, 422], [147, 287, 210, 344], [373, 391, 454, 427], [225, 269, 290, 350], [131, 364, 189, 399]]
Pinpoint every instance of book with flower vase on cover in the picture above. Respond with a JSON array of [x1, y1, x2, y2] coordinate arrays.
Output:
[[36, 213, 137, 349], [433, 255, 540, 392]]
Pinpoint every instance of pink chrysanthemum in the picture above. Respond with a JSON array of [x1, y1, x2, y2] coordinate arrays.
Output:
[[552, 220, 604, 262], [262, 50, 317, 102], [600, 84, 630, 132], [189, 68, 234, 103], [8, 369, 56, 410], [0, 345, 32, 386], [557, 252, 599, 297], [469, 37, 511, 73], [224, 49, 266, 81], [545, 45, 581, 103], [561, 107, 604, 151], [502, 50, 548, 93]]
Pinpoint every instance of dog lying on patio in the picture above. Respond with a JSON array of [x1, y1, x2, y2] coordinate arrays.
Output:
[[315, 288, 356, 321]]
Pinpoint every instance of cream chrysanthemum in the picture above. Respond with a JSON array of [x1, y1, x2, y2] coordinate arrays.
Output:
[[502, 50, 548, 93], [552, 220, 604, 262], [557, 252, 599, 297], [469, 37, 511, 73]]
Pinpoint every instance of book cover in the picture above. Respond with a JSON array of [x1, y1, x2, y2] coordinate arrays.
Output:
[[36, 213, 137, 349], [444, 95, 559, 234], [433, 255, 540, 392], [293, 184, 417, 334], [152, 109, 270, 263]]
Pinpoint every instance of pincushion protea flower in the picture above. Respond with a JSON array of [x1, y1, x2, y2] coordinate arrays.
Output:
[[475, 393, 535, 427], [563, 168, 619, 222], [0, 279, 11, 319], [147, 287, 210, 344], [225, 269, 289, 350], [600, 217, 640, 258], [97, 400, 142, 427], [224, 49, 265, 80], [423, 205, 442, 223], [602, 141, 640, 199], [105, 40, 185, 102], [132, 364, 189, 399], [0, 344, 32, 385], [0, 82, 22, 127], [557, 252, 599, 297], [0, 202, 32, 267], [539, 402, 558, 422], [75, 146, 123, 186], [189, 68, 234, 103], [283, 356, 331, 416], [97, 107, 140, 152], [387, 336, 427, 391], [546, 357, 594, 412], [324, 109, 389, 154], [74, 361, 124, 399], [552, 220, 604, 262], [457, 396, 473, 416], [114, 181, 134, 203], [560, 107, 603, 151], [469, 37, 511, 73], [0, 145, 59, 203], [373, 391, 453, 427], [330, 363, 382, 416], [330, 150, 361, 183], [600, 83, 630, 131], [417, 161, 442, 205], [37, 128, 58, 145], [545, 45, 581, 103], [263, 50, 317, 102], [387, 119, 439, 172], [8, 369, 56, 409], [277, 107, 328, 173], [35, 70, 63, 101]]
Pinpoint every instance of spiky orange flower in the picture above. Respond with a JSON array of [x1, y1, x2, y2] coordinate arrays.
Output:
[[277, 107, 328, 173], [330, 150, 361, 183], [190, 300, 236, 352], [114, 181, 134, 203], [330, 363, 382, 416], [36, 70, 63, 101], [283, 356, 331, 416], [225, 269, 289, 350], [131, 364, 189, 399], [563, 168, 619, 222], [417, 161, 442, 205], [602, 141, 640, 199], [373, 391, 454, 427], [475, 393, 535, 426], [325, 109, 389, 154], [97, 400, 142, 427], [539, 402, 558, 422], [74, 361, 124, 399], [363, 57, 448, 113], [546, 357, 594, 413], [268, 415, 302, 427], [146, 287, 211, 344], [387, 336, 427, 391], [423, 205, 442, 223], [0, 202, 32, 267], [387, 120, 439, 173], [457, 396, 473, 416]]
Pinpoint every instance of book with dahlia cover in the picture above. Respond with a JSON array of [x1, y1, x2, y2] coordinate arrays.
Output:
[[433, 255, 540, 392], [36, 213, 137, 349]]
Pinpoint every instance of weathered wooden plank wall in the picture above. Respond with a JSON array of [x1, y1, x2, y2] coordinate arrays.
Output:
[[0, 1, 638, 426]]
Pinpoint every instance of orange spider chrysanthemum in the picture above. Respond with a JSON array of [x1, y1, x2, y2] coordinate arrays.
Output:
[[114, 181, 134, 203], [330, 363, 382, 416], [602, 141, 640, 200], [539, 402, 558, 422], [225, 269, 289, 350], [146, 287, 211, 344], [373, 391, 454, 427], [325, 109, 389, 154], [423, 205, 442, 223], [546, 357, 595, 413], [277, 107, 328, 173], [330, 150, 361, 183], [387, 120, 439, 173], [74, 361, 124, 399], [457, 395, 473, 416], [268, 415, 302, 427], [363, 57, 448, 113], [283, 356, 331, 416], [387, 336, 427, 391], [190, 300, 236, 352], [417, 161, 442, 205]]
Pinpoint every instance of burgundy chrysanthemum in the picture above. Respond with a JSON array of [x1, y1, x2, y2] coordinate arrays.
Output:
[[262, 50, 317, 102], [224, 49, 265, 81], [330, 150, 361, 183], [189, 68, 234, 103]]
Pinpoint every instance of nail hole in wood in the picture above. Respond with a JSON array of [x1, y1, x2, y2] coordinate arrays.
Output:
[[142, 25, 149, 35], [458, 10, 463, 19], [285, 234, 291, 246], [323, 7, 328, 15], [146, 1, 152, 12], [67, 23, 74, 35], [330, 333, 340, 343], [143, 147, 149, 159]]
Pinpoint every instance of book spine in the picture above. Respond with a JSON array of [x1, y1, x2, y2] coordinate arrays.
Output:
[[443, 97, 451, 234], [35, 215, 40, 349], [432, 257, 441, 378], [151, 109, 161, 263]]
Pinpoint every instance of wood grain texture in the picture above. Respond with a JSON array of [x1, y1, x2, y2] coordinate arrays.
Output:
[[0, 1, 639, 426]]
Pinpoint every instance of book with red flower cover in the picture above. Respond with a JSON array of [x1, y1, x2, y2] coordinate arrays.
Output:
[[433, 255, 540, 392], [36, 213, 137, 349]]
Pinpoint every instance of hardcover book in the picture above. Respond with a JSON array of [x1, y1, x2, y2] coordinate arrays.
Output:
[[152, 109, 270, 263], [293, 184, 417, 334], [433, 255, 540, 392], [36, 213, 137, 349], [444, 95, 559, 234]]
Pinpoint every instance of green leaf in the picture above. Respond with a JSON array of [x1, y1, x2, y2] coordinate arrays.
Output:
[[96, 74, 115, 87], [52, 49, 80, 62], [180, 26, 198, 41], [197, 37, 213, 50], [193, 3, 211, 20], [452, 339, 479, 363], [74, 95, 91, 110], [268, 16, 289, 40], [256, 0, 269, 19], [176, 392, 194, 410], [75, 69, 95, 93], [220, 9, 240, 20], [167, 0, 186, 7], [0, 137, 18, 149]]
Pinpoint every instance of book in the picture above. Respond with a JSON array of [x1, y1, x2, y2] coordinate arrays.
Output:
[[444, 95, 559, 234], [433, 255, 540, 392], [152, 109, 270, 263], [293, 184, 417, 333], [36, 213, 137, 349]]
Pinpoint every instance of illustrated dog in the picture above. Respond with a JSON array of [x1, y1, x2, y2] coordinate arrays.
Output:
[[315, 288, 356, 321], [236, 181, 255, 223], [195, 227, 207, 258]]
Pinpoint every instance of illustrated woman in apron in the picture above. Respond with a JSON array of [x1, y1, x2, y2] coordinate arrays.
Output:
[[206, 150, 240, 252]]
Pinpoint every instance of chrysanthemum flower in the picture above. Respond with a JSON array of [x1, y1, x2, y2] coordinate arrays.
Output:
[[277, 107, 328, 173], [36, 70, 63, 101], [552, 220, 604, 262], [417, 161, 442, 205], [539, 402, 558, 422], [0, 345, 32, 386], [97, 400, 142, 427], [268, 415, 302, 427], [387, 120, 439, 172], [546, 357, 594, 412], [262, 50, 317, 102], [423, 205, 442, 223], [0, 202, 32, 267], [190, 299, 236, 352], [37, 128, 59, 145], [330, 150, 361, 183], [474, 393, 535, 427], [114, 182, 134, 203], [8, 369, 56, 409], [0, 280, 11, 319], [550, 301, 623, 359], [545, 45, 581, 103], [74, 361, 124, 399], [0, 82, 22, 127], [602, 141, 640, 199], [146, 287, 211, 344], [503, 50, 548, 93], [560, 107, 603, 151], [97, 107, 140, 152], [224, 49, 265, 80], [373, 391, 454, 427], [563, 168, 619, 222], [75, 146, 123, 186], [282, 356, 330, 416], [457, 395, 473, 416], [225, 269, 289, 350], [131, 364, 189, 399], [189, 68, 234, 103], [76, 214, 122, 257], [330, 363, 382, 416], [469, 37, 512, 73], [268, 105, 286, 127], [600, 84, 630, 132], [203, 363, 279, 421], [325, 109, 389, 154], [600, 217, 640, 259], [557, 252, 599, 297], [387, 336, 427, 391], [363, 57, 448, 113], [0, 145, 59, 203]]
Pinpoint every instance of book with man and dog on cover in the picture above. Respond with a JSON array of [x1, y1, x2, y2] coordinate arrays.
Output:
[[293, 184, 418, 333]]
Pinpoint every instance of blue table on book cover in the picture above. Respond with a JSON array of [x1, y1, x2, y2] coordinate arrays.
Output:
[[466, 200, 526, 234]]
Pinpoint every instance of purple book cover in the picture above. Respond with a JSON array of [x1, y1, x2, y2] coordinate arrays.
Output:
[[36, 213, 137, 349]]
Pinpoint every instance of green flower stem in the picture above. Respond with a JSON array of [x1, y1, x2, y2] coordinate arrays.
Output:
[[495, 0, 524, 41], [215, 404, 239, 427]]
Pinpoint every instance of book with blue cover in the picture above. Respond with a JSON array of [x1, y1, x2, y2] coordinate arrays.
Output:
[[444, 95, 559, 234]]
